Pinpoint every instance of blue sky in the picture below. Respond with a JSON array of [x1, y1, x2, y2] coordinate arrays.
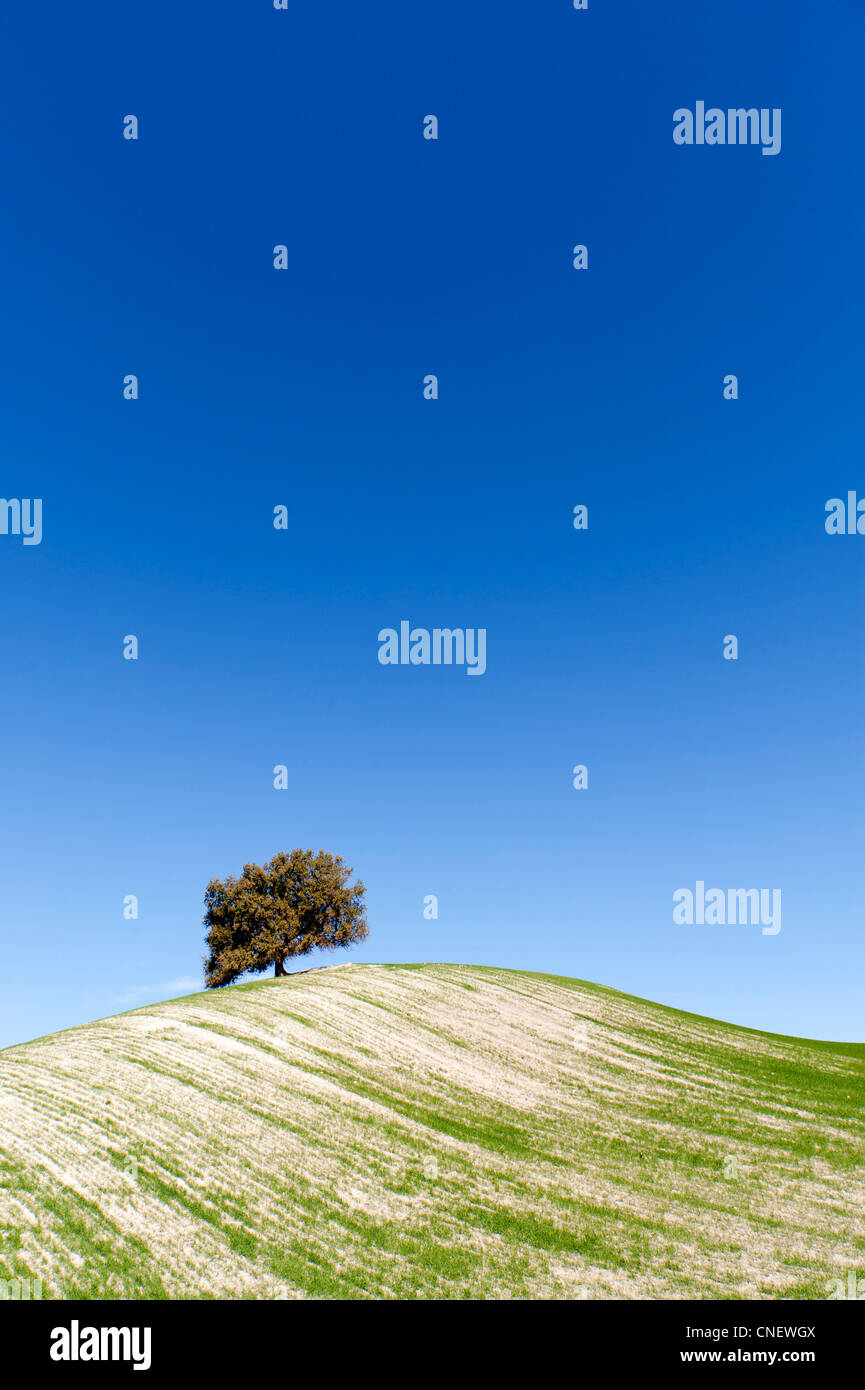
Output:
[[0, 0, 863, 1047]]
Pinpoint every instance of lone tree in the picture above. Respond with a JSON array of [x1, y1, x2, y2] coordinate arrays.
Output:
[[203, 849, 367, 988]]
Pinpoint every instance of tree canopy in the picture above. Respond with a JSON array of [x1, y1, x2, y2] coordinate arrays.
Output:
[[203, 849, 367, 988]]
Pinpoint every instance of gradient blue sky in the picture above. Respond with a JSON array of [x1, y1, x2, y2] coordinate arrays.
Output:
[[0, 1, 862, 1048]]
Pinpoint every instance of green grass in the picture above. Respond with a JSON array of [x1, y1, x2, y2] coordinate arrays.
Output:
[[0, 962, 862, 1300]]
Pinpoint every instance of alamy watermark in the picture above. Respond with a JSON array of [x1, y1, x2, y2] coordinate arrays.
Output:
[[50, 1323, 152, 1371], [673, 103, 781, 157], [826, 1272, 865, 1300], [673, 881, 781, 935], [825, 492, 865, 534], [0, 1276, 42, 1300], [0, 498, 42, 546], [378, 622, 486, 676]]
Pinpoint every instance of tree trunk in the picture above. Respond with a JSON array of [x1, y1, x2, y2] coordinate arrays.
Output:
[[275, 956, 286, 977]]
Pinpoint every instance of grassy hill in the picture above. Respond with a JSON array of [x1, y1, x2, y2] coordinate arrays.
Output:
[[0, 962, 862, 1300]]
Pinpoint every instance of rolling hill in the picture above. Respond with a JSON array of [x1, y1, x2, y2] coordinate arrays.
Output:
[[0, 963, 862, 1300]]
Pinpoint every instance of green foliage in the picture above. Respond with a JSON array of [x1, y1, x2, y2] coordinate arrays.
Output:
[[203, 849, 367, 988]]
